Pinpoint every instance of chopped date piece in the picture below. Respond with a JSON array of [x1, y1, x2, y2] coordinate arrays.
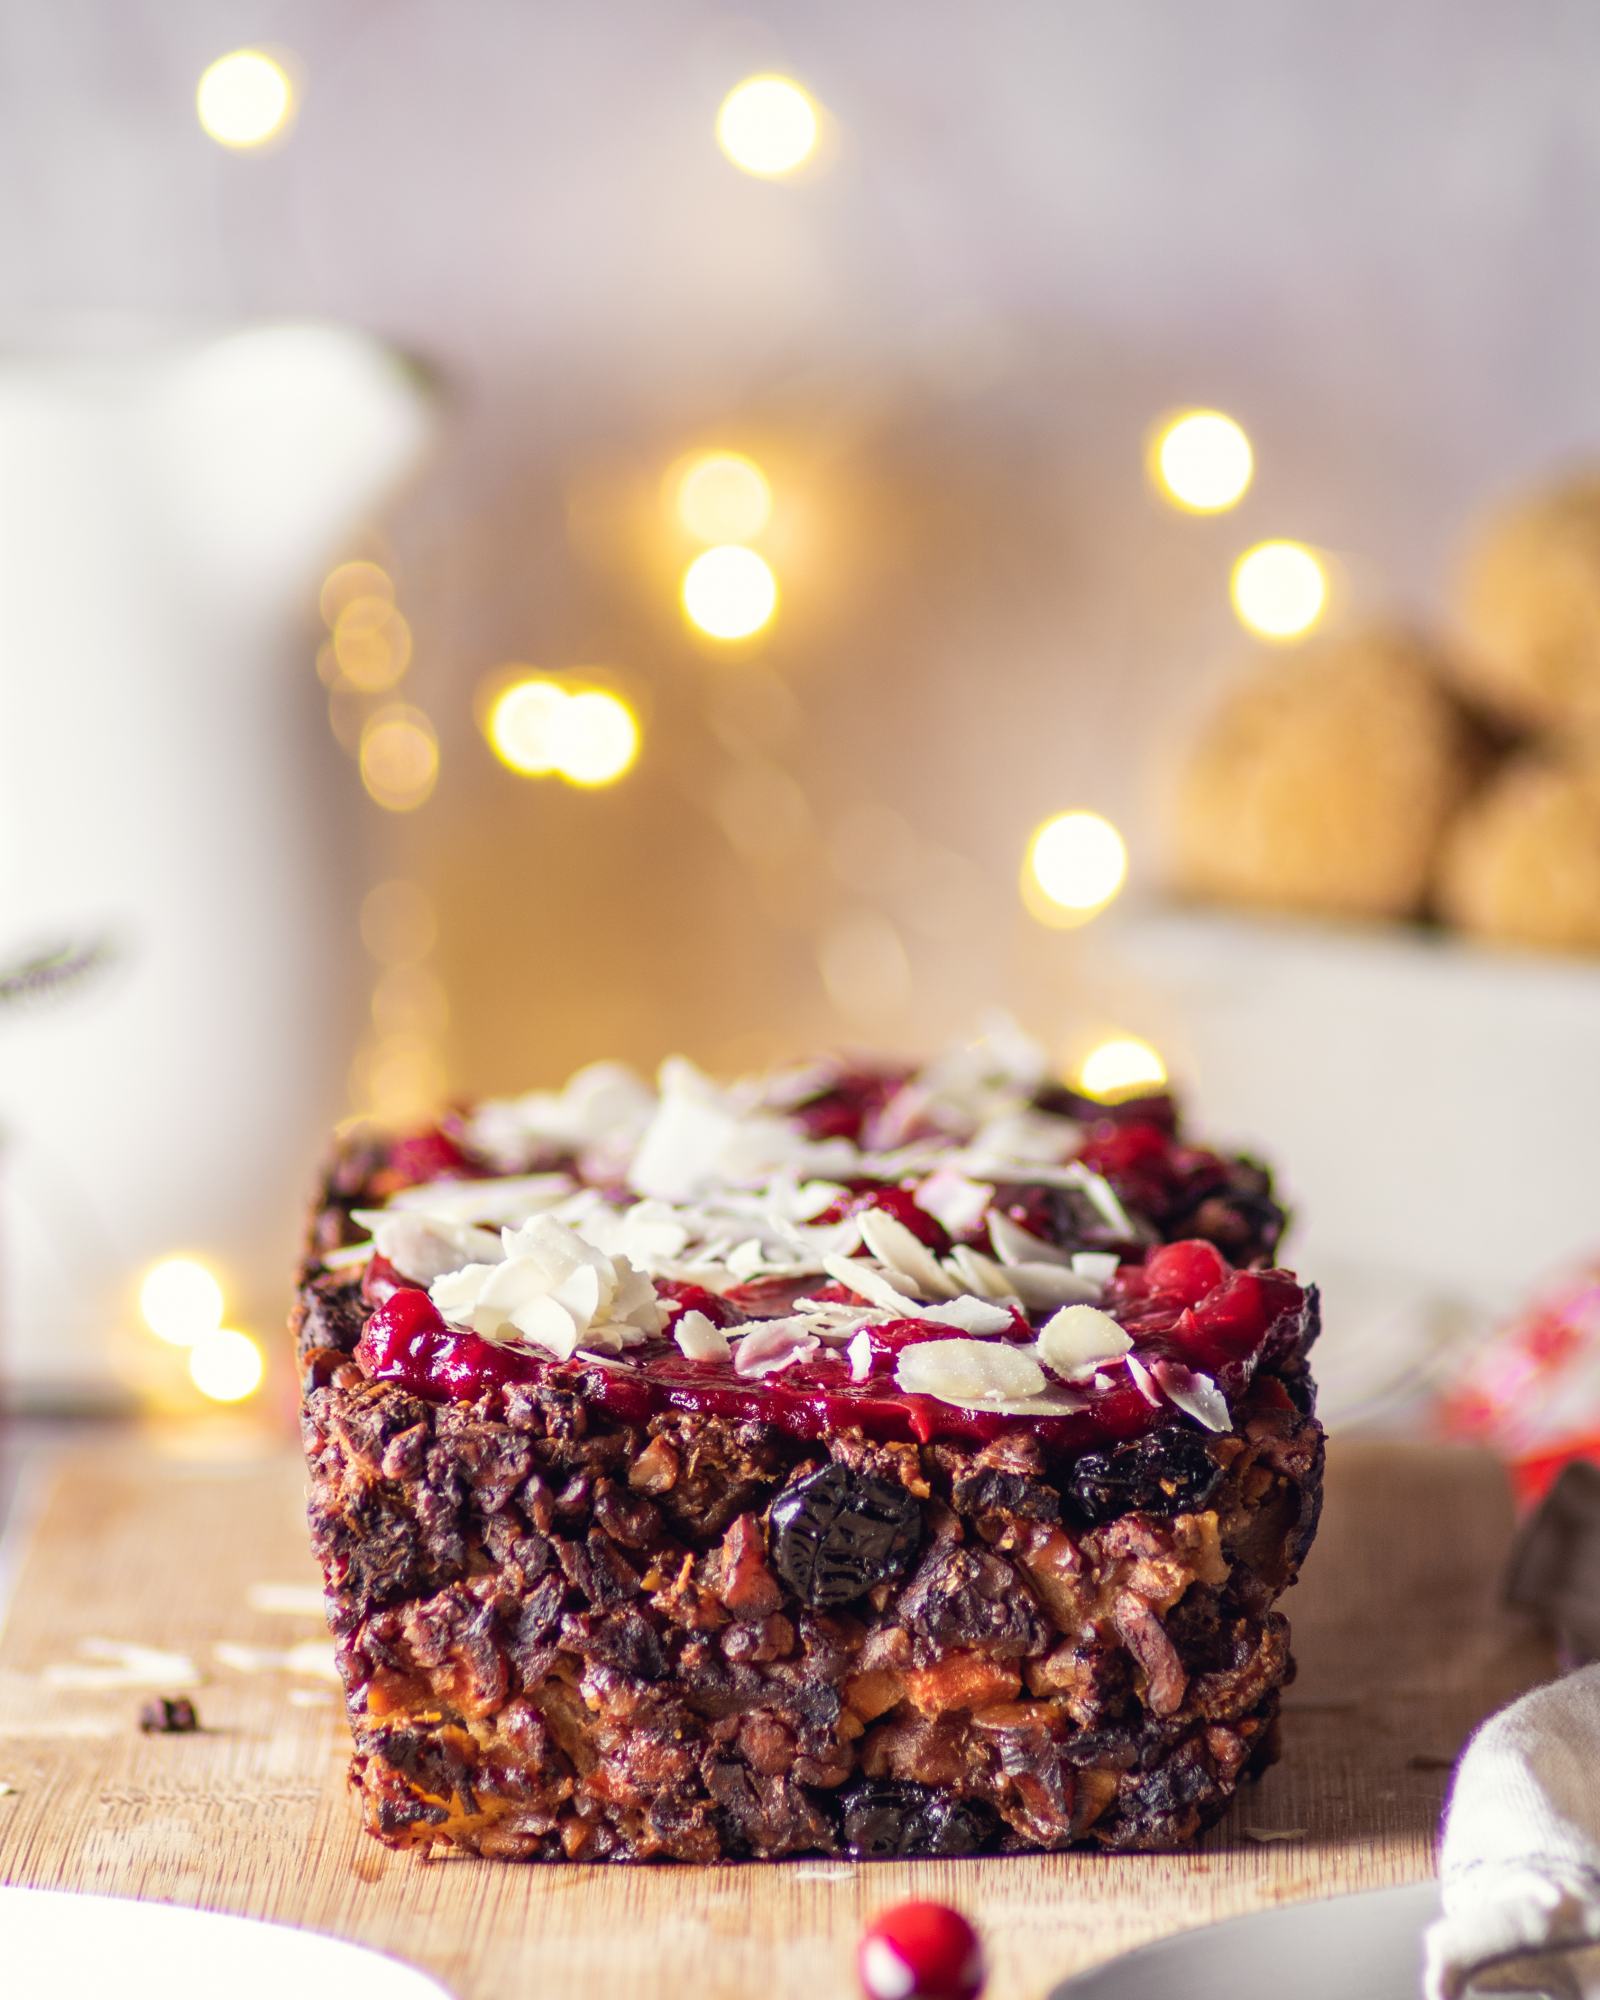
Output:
[[294, 1026, 1322, 1861], [1068, 1427, 1225, 1525], [768, 1463, 922, 1608], [138, 1696, 200, 1734]]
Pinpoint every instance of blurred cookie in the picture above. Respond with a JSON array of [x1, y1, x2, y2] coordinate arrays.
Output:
[[1170, 628, 1480, 920], [1454, 476, 1600, 732], [1436, 746, 1600, 954]]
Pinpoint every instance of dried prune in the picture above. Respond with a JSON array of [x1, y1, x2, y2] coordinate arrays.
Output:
[[839, 1778, 997, 1858], [1068, 1427, 1223, 1525], [767, 1462, 921, 1608]]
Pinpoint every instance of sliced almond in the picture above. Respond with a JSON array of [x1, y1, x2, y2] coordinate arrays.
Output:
[[859, 1208, 960, 1299], [895, 1338, 1046, 1407], [918, 1295, 1015, 1336], [1152, 1360, 1230, 1432], [1036, 1303, 1133, 1381], [987, 1211, 1074, 1269], [822, 1253, 922, 1316], [944, 1243, 1022, 1304]]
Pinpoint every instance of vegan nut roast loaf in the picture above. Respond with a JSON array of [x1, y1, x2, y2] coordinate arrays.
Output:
[[293, 1025, 1323, 1861]]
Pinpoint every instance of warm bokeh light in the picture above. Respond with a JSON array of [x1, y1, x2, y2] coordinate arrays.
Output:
[[673, 452, 773, 544], [550, 690, 640, 787], [187, 1326, 265, 1403], [371, 963, 450, 1040], [487, 677, 569, 776], [819, 912, 912, 1024], [196, 49, 294, 150], [319, 560, 392, 628], [716, 74, 820, 177], [139, 1256, 225, 1348], [352, 1033, 450, 1124], [1149, 410, 1254, 513], [1077, 1036, 1170, 1100], [361, 879, 437, 965], [682, 545, 779, 641], [1231, 539, 1329, 640], [333, 599, 411, 692], [360, 705, 438, 811], [1022, 810, 1129, 926]]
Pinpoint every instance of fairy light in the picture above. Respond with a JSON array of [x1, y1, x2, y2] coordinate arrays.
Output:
[[196, 49, 294, 150], [673, 452, 772, 543], [333, 599, 411, 693], [187, 1327, 265, 1403], [682, 545, 779, 641], [487, 677, 569, 776], [716, 75, 820, 177], [549, 690, 640, 787], [1021, 811, 1129, 926], [360, 704, 438, 811], [139, 1257, 225, 1348], [319, 560, 392, 627], [1077, 1036, 1169, 1100], [1149, 410, 1254, 514], [1231, 540, 1328, 641]]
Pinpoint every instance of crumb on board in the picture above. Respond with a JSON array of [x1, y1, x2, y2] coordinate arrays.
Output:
[[1242, 1827, 1308, 1843], [138, 1696, 201, 1734]]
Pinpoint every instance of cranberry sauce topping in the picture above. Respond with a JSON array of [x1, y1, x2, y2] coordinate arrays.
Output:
[[353, 1243, 1313, 1452]]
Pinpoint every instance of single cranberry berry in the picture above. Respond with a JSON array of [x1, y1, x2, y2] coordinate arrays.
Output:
[[383, 1127, 471, 1188], [858, 1902, 985, 2000], [1144, 1239, 1229, 1307], [357, 1286, 448, 1373]]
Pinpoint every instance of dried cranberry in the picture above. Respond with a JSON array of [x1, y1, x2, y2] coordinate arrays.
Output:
[[382, 1127, 472, 1187], [840, 1780, 996, 1859], [1143, 1239, 1229, 1307], [768, 1462, 921, 1607], [654, 1279, 740, 1328], [792, 1069, 907, 1143], [859, 1902, 985, 2000], [1068, 1426, 1224, 1524], [813, 1181, 952, 1252]]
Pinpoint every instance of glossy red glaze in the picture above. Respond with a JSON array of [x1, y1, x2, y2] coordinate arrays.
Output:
[[352, 1244, 1311, 1452]]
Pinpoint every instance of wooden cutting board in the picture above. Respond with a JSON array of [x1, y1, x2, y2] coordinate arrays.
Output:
[[0, 1434, 1552, 1999]]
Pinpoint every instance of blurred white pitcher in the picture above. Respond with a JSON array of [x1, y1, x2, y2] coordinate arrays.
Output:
[[0, 322, 435, 1401]]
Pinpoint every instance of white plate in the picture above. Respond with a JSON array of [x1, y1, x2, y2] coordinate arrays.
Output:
[[2, 1887, 454, 2000], [1049, 1883, 1439, 2000]]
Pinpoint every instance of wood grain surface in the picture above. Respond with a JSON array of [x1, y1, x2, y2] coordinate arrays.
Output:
[[0, 1434, 1553, 1998]]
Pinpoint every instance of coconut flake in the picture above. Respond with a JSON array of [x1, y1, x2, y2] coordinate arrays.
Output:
[[733, 1322, 820, 1379], [895, 1338, 1046, 1407], [352, 1208, 504, 1286], [846, 1328, 875, 1381], [1062, 1161, 1138, 1238], [429, 1214, 663, 1358], [914, 1167, 993, 1240], [1152, 1360, 1231, 1432], [387, 1172, 575, 1226], [674, 1310, 731, 1363], [1035, 1304, 1133, 1381], [1071, 1251, 1121, 1286]]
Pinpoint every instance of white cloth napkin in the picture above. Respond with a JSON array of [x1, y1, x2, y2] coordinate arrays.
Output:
[[1428, 1664, 1600, 1998]]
